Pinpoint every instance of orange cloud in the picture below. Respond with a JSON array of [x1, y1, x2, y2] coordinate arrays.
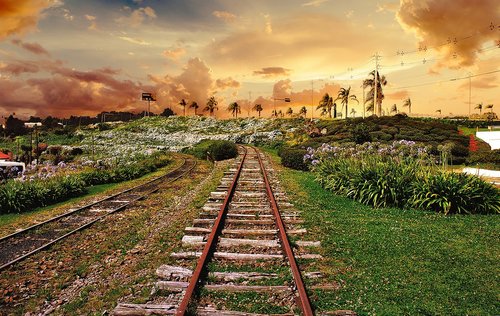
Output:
[[212, 10, 237, 23], [162, 47, 186, 60], [216, 77, 240, 90], [0, 0, 53, 40], [11, 39, 50, 56], [253, 67, 291, 78], [397, 0, 499, 69]]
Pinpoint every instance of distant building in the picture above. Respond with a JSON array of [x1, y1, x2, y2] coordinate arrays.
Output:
[[24, 122, 42, 128]]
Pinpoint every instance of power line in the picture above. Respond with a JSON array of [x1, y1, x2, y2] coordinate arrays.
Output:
[[386, 69, 500, 90]]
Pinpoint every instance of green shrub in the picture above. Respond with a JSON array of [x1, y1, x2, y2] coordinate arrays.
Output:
[[467, 149, 500, 166], [0, 153, 171, 214], [410, 172, 500, 214], [184, 140, 238, 161], [278, 148, 308, 171]]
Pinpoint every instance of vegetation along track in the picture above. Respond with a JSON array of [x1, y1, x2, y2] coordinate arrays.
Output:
[[0, 158, 197, 272], [113, 147, 336, 316]]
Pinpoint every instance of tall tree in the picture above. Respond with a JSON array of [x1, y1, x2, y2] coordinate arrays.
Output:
[[363, 71, 387, 116], [391, 104, 398, 114], [204, 96, 218, 117], [486, 103, 494, 113], [189, 101, 199, 115], [317, 93, 334, 118], [402, 98, 412, 114], [179, 99, 187, 116], [227, 102, 241, 118], [335, 86, 358, 119], [286, 107, 293, 117], [436, 109, 441, 116], [350, 108, 357, 117], [299, 106, 307, 118], [252, 103, 263, 117], [474, 102, 483, 115]]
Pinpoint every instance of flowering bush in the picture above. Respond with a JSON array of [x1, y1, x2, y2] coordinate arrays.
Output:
[[307, 141, 500, 214], [0, 152, 172, 214]]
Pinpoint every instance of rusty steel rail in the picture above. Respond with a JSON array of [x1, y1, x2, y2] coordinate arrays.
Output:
[[256, 149, 314, 316], [0, 158, 196, 272], [176, 147, 248, 316]]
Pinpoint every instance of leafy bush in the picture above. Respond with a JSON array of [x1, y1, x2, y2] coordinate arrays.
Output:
[[183, 140, 238, 161], [0, 176, 86, 214], [308, 142, 500, 214], [467, 149, 500, 166], [278, 148, 308, 171], [411, 172, 500, 214], [0, 153, 172, 214]]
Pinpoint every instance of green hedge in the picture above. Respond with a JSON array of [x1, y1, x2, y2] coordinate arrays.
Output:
[[314, 157, 500, 214], [278, 148, 308, 171], [0, 153, 171, 214], [183, 140, 238, 161]]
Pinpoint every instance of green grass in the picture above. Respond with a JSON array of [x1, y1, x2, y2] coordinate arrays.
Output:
[[269, 153, 499, 315]]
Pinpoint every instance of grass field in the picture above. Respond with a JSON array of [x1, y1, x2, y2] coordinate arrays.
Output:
[[268, 152, 499, 315]]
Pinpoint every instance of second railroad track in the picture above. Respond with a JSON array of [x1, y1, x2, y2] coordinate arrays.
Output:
[[0, 157, 197, 272]]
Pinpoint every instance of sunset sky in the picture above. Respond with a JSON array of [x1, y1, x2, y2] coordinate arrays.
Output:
[[0, 0, 499, 119]]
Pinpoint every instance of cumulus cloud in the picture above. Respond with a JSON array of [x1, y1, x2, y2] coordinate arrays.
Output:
[[116, 6, 157, 27], [216, 77, 240, 90], [253, 67, 291, 78], [11, 39, 50, 56], [212, 10, 237, 23], [397, 0, 499, 69], [162, 47, 186, 60], [0, 60, 40, 75], [0, 0, 55, 40]]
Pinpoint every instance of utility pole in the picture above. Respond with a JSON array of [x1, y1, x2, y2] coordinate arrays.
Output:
[[374, 52, 380, 116], [248, 91, 252, 117], [468, 72, 472, 117], [311, 80, 314, 120]]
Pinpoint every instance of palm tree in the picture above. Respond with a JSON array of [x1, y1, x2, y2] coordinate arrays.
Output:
[[271, 109, 278, 118], [317, 93, 334, 118], [486, 104, 494, 113], [299, 106, 307, 118], [204, 96, 218, 117], [252, 104, 263, 117], [227, 102, 241, 118], [179, 99, 187, 116], [278, 110, 284, 118], [189, 101, 199, 115], [286, 107, 293, 117], [390, 104, 398, 114], [363, 71, 387, 116], [335, 86, 359, 119], [436, 109, 441, 116], [403, 98, 412, 114], [350, 108, 357, 117], [475, 102, 483, 115]]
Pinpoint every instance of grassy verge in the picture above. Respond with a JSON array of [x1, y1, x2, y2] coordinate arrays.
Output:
[[0, 157, 182, 237], [264, 149, 499, 315]]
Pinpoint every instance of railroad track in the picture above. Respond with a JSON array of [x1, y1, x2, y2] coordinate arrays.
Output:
[[0, 158, 197, 272], [114, 147, 331, 316]]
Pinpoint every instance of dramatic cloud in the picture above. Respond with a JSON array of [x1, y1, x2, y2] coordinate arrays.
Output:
[[253, 67, 291, 78], [397, 0, 499, 69], [115, 6, 157, 27], [0, 60, 40, 75], [162, 47, 186, 60], [0, 0, 54, 40], [212, 10, 237, 23], [216, 77, 240, 90], [11, 39, 50, 56]]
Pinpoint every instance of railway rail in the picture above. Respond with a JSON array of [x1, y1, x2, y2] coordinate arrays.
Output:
[[114, 147, 329, 315], [0, 157, 197, 272]]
